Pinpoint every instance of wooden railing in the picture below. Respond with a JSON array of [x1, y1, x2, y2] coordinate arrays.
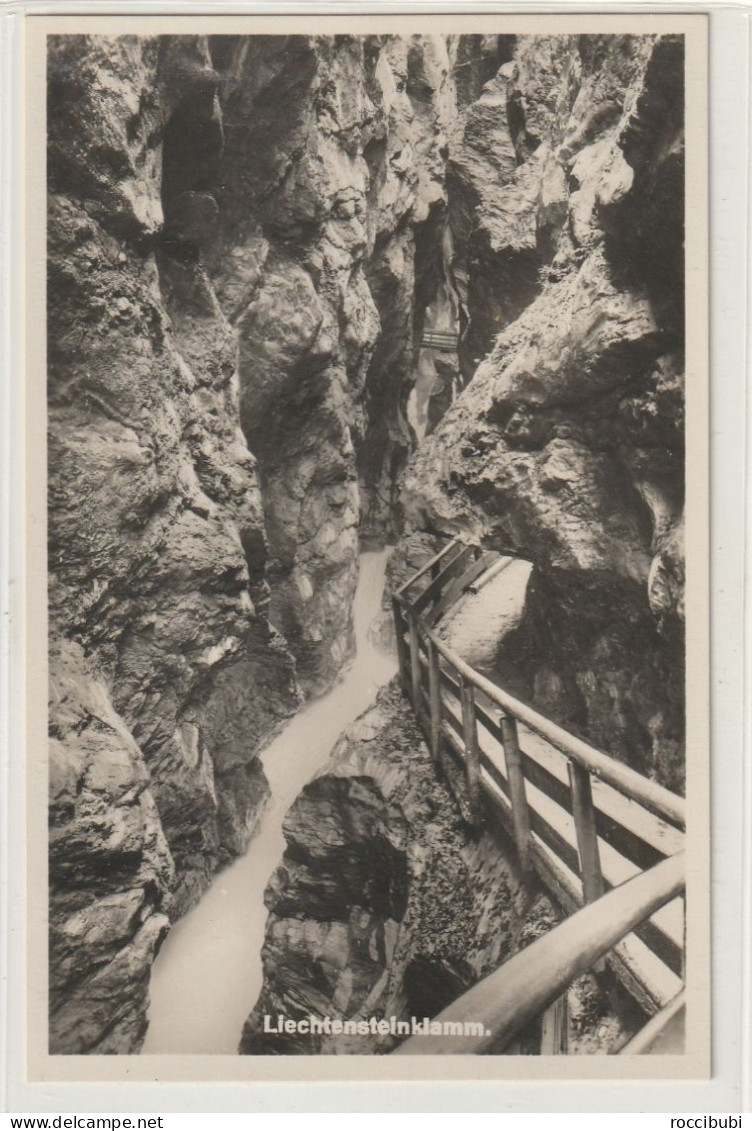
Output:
[[393, 852, 685, 1055], [391, 539, 687, 1052]]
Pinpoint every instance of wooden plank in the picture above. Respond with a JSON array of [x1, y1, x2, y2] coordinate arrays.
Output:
[[427, 637, 442, 764], [408, 614, 422, 713], [518, 726, 681, 864], [501, 716, 532, 872], [471, 708, 681, 966], [401, 555, 686, 1023], [480, 750, 511, 803], [406, 565, 685, 1004], [540, 995, 568, 1055], [460, 675, 483, 826], [440, 722, 477, 825], [467, 555, 513, 594], [391, 596, 409, 694], [595, 878, 684, 977], [610, 929, 683, 1012], [568, 761, 605, 905], [480, 770, 581, 913], [421, 623, 686, 828], [395, 539, 462, 596], [568, 759, 605, 974], [481, 722, 683, 964], [411, 544, 477, 614], [424, 552, 498, 626], [631, 917, 684, 977], [441, 719, 466, 766]]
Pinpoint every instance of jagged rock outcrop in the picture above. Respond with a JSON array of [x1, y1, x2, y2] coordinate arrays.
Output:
[[48, 640, 174, 1054], [46, 30, 686, 1056], [47, 35, 304, 1052], [240, 684, 537, 1054], [402, 34, 686, 789], [241, 680, 633, 1055], [45, 31, 487, 1054], [204, 36, 462, 647]]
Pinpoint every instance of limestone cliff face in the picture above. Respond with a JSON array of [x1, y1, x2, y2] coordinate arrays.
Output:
[[47, 31, 686, 1056], [205, 35, 460, 666], [242, 33, 686, 1053], [402, 34, 686, 789], [47, 35, 303, 1052], [240, 684, 535, 1055], [46, 32, 473, 1054]]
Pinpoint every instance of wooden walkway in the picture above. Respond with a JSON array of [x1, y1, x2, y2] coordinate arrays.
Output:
[[391, 539, 686, 1054]]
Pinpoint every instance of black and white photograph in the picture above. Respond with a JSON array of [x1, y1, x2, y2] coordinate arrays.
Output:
[[34, 12, 709, 1078]]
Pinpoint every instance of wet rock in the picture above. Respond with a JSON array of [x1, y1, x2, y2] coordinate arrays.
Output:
[[240, 684, 534, 1054], [208, 36, 463, 677], [47, 34, 302, 1052], [401, 34, 685, 788], [48, 639, 173, 1054]]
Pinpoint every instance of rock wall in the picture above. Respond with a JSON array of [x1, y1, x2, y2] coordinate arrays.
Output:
[[242, 32, 687, 1054], [240, 684, 536, 1054], [241, 680, 635, 1055], [46, 32, 473, 1054], [47, 30, 686, 1055], [47, 34, 304, 1052], [402, 34, 686, 790]]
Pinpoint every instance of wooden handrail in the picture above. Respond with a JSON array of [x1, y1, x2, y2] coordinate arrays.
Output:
[[390, 541, 687, 1049], [395, 539, 465, 596], [395, 592, 685, 829], [614, 990, 686, 1055], [392, 852, 685, 1055]]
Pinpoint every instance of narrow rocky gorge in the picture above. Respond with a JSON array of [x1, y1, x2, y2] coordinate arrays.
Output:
[[47, 32, 685, 1056], [244, 32, 686, 1054], [47, 32, 483, 1055]]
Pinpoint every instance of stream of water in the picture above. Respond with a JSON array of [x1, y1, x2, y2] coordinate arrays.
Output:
[[142, 548, 397, 1054]]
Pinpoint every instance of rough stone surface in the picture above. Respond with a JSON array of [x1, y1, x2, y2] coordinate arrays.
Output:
[[48, 639, 174, 1054], [205, 36, 464, 675], [402, 34, 685, 789], [47, 32, 686, 1056], [240, 684, 535, 1054], [47, 35, 302, 1052], [45, 32, 488, 1055]]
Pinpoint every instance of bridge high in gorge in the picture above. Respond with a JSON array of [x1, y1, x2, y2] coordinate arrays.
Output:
[[420, 329, 460, 353]]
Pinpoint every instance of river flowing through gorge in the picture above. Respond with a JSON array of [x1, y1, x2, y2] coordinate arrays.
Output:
[[46, 32, 687, 1058], [142, 549, 396, 1054]]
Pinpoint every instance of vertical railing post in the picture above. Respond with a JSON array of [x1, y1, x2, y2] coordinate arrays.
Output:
[[501, 715, 532, 872], [392, 596, 409, 694], [427, 637, 441, 764], [568, 760, 605, 905], [540, 995, 569, 1055], [408, 613, 422, 716], [459, 675, 482, 826], [568, 759, 606, 975]]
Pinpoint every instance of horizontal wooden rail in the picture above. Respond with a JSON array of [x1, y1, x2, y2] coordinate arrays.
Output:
[[392, 852, 685, 1055], [395, 591, 685, 829], [614, 990, 686, 1055], [411, 544, 478, 614], [395, 539, 464, 597], [392, 538, 687, 1038]]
